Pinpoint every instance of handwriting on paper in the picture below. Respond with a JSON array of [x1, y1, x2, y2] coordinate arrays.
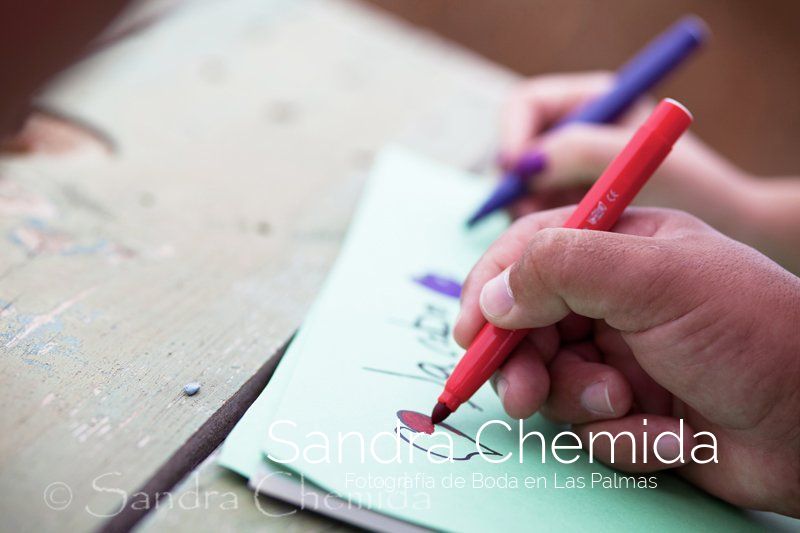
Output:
[[395, 410, 502, 461], [364, 300, 482, 412]]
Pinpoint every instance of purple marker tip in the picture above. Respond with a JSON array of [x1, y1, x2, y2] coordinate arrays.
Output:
[[466, 173, 528, 227]]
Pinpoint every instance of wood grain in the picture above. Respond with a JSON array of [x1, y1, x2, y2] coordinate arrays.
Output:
[[0, 0, 512, 530]]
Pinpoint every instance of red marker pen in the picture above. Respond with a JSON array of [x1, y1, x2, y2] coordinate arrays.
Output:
[[431, 98, 693, 424]]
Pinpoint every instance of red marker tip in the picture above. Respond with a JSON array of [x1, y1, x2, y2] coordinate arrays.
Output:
[[430, 402, 451, 425]]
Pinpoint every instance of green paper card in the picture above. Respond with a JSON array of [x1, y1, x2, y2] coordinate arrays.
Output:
[[222, 145, 761, 532]]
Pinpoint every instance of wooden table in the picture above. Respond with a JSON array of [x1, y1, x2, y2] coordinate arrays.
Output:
[[0, 0, 512, 530]]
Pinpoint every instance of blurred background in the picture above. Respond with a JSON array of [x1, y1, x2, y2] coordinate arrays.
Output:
[[363, 0, 800, 176], [2, 0, 798, 174]]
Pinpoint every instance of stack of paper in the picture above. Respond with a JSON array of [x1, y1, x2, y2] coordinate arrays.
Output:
[[220, 146, 760, 532]]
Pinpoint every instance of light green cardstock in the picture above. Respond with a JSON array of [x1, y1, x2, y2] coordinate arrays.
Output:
[[221, 145, 760, 532]]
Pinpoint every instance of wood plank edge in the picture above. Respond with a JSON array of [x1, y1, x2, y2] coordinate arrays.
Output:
[[98, 333, 294, 533]]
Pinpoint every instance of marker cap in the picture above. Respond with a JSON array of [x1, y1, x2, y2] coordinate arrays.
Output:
[[647, 98, 693, 145]]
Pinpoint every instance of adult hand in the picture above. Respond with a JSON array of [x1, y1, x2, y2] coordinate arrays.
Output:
[[454, 206, 800, 516]]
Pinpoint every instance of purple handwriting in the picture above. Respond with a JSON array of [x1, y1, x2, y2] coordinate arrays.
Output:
[[413, 273, 462, 299]]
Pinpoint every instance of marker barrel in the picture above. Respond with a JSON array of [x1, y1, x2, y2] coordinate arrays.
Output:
[[438, 99, 693, 413], [468, 16, 707, 227]]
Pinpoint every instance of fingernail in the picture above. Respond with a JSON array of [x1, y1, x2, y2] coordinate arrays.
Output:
[[493, 376, 509, 406], [515, 150, 547, 176], [480, 269, 514, 318], [581, 381, 615, 416], [656, 435, 681, 462]]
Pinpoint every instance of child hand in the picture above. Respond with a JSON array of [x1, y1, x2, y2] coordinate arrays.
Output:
[[498, 72, 752, 235]]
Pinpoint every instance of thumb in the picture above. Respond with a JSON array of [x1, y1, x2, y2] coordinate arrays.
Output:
[[531, 124, 634, 192], [479, 226, 702, 333]]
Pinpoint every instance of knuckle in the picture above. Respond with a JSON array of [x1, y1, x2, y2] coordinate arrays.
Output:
[[655, 207, 717, 236], [551, 125, 605, 168], [514, 228, 574, 297], [505, 207, 568, 241], [672, 209, 712, 231], [530, 226, 572, 257]]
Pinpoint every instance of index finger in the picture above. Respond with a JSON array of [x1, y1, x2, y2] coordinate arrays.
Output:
[[500, 72, 613, 166], [454, 206, 575, 348]]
